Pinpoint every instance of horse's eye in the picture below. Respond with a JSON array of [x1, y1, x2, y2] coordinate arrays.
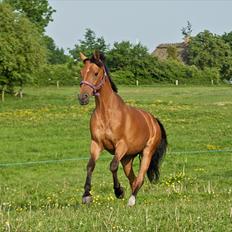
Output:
[[95, 72, 98, 76]]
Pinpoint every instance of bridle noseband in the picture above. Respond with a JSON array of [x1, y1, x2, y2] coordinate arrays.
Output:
[[80, 65, 107, 96]]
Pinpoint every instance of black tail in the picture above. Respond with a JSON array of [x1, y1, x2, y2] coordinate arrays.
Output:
[[147, 118, 167, 183]]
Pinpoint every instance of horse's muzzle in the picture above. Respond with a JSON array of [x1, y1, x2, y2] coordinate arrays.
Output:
[[78, 93, 89, 105]]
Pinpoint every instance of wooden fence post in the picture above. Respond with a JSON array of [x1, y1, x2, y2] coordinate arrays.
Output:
[[1, 85, 6, 102]]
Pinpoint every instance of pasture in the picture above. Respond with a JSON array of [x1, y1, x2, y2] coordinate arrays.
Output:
[[0, 85, 232, 231]]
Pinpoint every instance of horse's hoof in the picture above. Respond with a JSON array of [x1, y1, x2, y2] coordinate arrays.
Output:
[[127, 195, 136, 207], [114, 186, 125, 199], [82, 195, 93, 204]]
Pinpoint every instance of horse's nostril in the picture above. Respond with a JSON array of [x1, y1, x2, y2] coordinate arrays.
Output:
[[78, 93, 89, 100], [78, 93, 89, 105]]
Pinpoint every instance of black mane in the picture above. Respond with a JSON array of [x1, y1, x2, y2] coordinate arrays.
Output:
[[90, 53, 118, 93]]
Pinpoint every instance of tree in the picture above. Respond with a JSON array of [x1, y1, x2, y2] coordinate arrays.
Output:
[[107, 41, 162, 83], [187, 30, 231, 69], [43, 35, 71, 64], [107, 41, 149, 70], [107, 41, 133, 71], [221, 31, 232, 80], [222, 31, 232, 49], [69, 28, 109, 60], [5, 0, 55, 32], [186, 30, 232, 80], [0, 3, 46, 97]]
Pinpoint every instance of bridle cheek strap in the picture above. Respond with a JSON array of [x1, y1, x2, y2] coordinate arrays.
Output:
[[80, 73, 106, 96]]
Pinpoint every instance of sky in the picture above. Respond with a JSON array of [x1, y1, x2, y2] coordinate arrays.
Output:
[[46, 0, 232, 53]]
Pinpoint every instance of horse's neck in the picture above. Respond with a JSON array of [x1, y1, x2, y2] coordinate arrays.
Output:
[[95, 78, 120, 115]]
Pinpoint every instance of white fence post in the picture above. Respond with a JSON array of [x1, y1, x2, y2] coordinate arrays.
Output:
[[175, 80, 179, 86]]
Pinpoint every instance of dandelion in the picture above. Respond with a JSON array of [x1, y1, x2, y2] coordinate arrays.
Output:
[[206, 144, 221, 150]]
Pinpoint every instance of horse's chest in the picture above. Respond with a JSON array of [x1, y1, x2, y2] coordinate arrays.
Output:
[[96, 124, 116, 151], [91, 112, 121, 152], [102, 126, 115, 144]]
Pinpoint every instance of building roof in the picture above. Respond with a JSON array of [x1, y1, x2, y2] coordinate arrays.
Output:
[[155, 42, 185, 49]]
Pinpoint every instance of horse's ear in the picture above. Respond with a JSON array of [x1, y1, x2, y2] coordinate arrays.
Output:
[[93, 50, 101, 61], [80, 52, 87, 62]]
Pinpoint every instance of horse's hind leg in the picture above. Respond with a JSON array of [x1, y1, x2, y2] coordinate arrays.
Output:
[[121, 156, 136, 188], [82, 140, 101, 204], [128, 149, 152, 206]]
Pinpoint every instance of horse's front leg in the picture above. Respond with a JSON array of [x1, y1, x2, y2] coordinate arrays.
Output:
[[110, 141, 128, 199], [82, 140, 102, 204]]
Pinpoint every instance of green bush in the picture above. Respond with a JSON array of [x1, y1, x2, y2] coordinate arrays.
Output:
[[33, 63, 81, 86], [32, 53, 221, 87], [111, 70, 135, 85], [154, 59, 220, 85]]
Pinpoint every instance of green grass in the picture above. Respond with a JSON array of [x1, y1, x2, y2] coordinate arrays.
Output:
[[0, 85, 232, 231]]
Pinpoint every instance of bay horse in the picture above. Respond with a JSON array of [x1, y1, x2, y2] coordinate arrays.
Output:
[[78, 51, 167, 206]]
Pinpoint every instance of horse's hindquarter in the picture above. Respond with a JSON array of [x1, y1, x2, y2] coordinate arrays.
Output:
[[124, 106, 160, 154]]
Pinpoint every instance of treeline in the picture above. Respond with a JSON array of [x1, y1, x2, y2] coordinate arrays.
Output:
[[1, 1, 232, 99]]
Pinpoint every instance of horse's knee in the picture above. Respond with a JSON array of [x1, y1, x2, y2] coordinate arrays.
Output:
[[110, 159, 119, 172]]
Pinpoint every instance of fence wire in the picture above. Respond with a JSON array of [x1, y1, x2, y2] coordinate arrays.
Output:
[[0, 149, 232, 168]]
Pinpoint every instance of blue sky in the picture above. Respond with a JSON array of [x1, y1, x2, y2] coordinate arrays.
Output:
[[46, 0, 232, 52]]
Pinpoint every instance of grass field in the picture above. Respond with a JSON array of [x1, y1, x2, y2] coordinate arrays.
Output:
[[0, 85, 232, 231]]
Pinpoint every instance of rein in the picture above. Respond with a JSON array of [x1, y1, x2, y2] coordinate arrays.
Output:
[[80, 65, 107, 96]]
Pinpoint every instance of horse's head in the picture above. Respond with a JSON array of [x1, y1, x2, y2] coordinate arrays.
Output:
[[78, 51, 106, 105]]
